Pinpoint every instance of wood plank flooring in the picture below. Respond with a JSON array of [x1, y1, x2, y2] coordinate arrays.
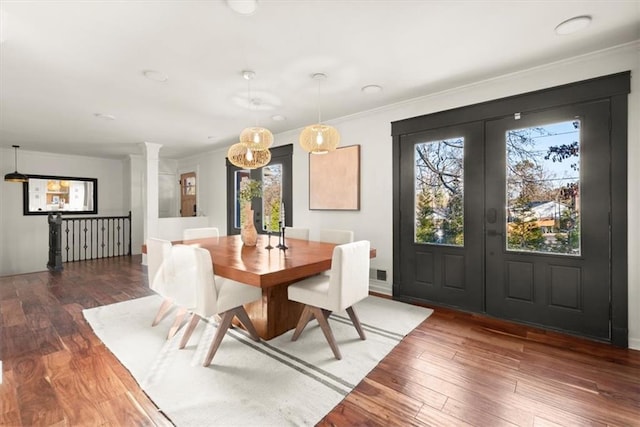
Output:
[[1, 255, 639, 426]]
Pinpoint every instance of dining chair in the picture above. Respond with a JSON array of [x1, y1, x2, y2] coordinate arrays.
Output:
[[318, 229, 354, 275], [146, 237, 186, 338], [319, 228, 354, 245], [162, 244, 262, 366], [183, 227, 219, 240], [284, 226, 309, 240], [287, 240, 370, 360]]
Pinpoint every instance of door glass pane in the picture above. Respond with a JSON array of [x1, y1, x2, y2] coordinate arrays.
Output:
[[506, 120, 581, 255], [414, 137, 464, 246], [234, 170, 250, 229], [261, 163, 282, 232]]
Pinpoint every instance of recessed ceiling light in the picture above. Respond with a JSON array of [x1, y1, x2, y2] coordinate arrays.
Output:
[[362, 84, 383, 94], [226, 0, 258, 15], [271, 114, 286, 121], [555, 15, 592, 35], [207, 135, 218, 140], [94, 113, 116, 120], [142, 69, 169, 82]]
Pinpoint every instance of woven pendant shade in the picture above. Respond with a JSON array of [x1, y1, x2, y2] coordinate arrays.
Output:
[[299, 123, 340, 155], [239, 126, 274, 151], [227, 142, 271, 169]]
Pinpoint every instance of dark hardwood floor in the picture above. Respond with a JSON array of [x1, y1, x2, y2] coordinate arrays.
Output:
[[1, 255, 639, 426]]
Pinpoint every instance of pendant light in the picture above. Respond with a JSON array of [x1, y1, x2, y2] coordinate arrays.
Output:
[[239, 70, 273, 151], [226, 70, 273, 170], [299, 73, 340, 155], [4, 145, 28, 183], [228, 142, 272, 169]]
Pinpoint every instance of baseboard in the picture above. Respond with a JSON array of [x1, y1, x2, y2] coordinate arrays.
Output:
[[369, 279, 391, 296], [628, 337, 640, 351]]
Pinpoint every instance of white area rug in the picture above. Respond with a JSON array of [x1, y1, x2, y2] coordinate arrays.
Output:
[[83, 294, 432, 426]]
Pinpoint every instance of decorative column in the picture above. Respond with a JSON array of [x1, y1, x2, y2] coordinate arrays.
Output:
[[141, 142, 162, 246]]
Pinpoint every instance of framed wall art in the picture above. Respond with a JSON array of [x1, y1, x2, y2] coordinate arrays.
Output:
[[309, 144, 360, 210]]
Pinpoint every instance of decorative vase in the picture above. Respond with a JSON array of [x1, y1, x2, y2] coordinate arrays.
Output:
[[241, 206, 258, 246]]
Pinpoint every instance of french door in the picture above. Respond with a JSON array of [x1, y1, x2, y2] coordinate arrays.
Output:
[[397, 100, 612, 340], [398, 122, 485, 311], [485, 101, 611, 339]]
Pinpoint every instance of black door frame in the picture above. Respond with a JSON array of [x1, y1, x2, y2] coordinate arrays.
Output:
[[391, 72, 630, 347]]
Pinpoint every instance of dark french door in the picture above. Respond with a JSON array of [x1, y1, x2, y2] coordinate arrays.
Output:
[[393, 73, 629, 343], [485, 101, 611, 339], [398, 122, 484, 311]]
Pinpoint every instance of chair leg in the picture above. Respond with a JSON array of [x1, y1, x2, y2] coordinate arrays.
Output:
[[346, 306, 366, 340], [179, 313, 201, 349], [233, 306, 260, 342], [311, 307, 342, 360], [203, 310, 235, 367], [151, 298, 172, 327], [167, 307, 187, 340], [292, 305, 313, 341], [322, 309, 332, 320]]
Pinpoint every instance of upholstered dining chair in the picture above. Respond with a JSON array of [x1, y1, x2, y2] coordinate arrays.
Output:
[[183, 227, 219, 240], [287, 240, 370, 360], [284, 226, 309, 240], [146, 238, 177, 331], [318, 229, 354, 275], [319, 228, 354, 245], [161, 244, 262, 366]]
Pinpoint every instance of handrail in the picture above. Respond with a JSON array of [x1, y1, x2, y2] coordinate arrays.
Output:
[[47, 212, 132, 271]]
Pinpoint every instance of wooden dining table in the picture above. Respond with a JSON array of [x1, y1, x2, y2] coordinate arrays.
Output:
[[179, 234, 376, 340]]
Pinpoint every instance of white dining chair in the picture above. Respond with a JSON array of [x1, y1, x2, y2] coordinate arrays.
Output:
[[146, 237, 184, 337], [284, 226, 309, 240], [287, 240, 370, 360], [161, 244, 262, 366], [319, 228, 354, 245], [183, 227, 219, 240], [318, 229, 354, 275]]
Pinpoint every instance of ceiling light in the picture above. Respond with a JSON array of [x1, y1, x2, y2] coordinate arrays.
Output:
[[555, 15, 592, 35], [299, 73, 340, 155], [142, 69, 169, 82], [94, 113, 116, 120], [226, 0, 258, 15], [362, 84, 383, 94], [4, 145, 28, 183]]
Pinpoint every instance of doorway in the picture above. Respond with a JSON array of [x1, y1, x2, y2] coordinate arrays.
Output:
[[180, 172, 196, 217], [392, 72, 629, 345]]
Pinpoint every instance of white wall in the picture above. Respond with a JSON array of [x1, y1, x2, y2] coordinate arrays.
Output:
[[0, 150, 128, 275]]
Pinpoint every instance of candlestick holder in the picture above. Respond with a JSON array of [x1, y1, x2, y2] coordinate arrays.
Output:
[[276, 221, 283, 249], [265, 231, 273, 250], [278, 224, 288, 250]]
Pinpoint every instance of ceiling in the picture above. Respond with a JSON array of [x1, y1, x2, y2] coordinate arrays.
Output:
[[1, 1, 638, 160]]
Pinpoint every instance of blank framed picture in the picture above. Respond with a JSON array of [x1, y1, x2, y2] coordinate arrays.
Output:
[[309, 144, 360, 210]]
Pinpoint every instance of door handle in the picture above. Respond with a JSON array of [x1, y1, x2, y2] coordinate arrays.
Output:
[[486, 208, 497, 224], [487, 229, 503, 237]]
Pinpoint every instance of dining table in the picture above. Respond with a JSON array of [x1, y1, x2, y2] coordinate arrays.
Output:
[[178, 234, 377, 340]]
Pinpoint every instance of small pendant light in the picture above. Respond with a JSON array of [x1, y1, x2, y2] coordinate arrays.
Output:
[[4, 145, 28, 183], [299, 73, 340, 155]]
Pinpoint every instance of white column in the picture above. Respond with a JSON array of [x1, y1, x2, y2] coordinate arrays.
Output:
[[141, 142, 162, 243]]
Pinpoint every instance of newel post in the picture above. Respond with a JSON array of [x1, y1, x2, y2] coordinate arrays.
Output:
[[47, 213, 63, 272]]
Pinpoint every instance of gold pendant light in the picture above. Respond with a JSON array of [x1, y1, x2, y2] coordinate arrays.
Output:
[[4, 145, 28, 183], [227, 142, 271, 169], [299, 73, 340, 155], [227, 70, 272, 169]]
